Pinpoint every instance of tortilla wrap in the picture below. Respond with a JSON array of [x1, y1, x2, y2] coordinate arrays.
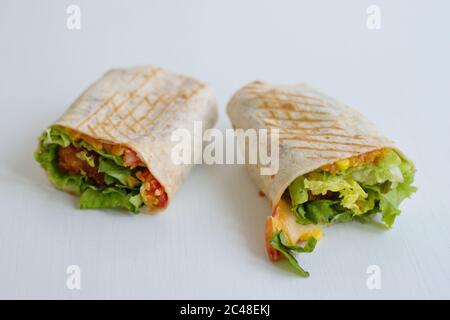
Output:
[[227, 81, 416, 276], [227, 81, 397, 208], [38, 66, 218, 211]]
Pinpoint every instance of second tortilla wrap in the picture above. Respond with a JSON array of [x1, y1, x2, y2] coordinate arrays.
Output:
[[227, 81, 396, 207], [227, 81, 416, 276]]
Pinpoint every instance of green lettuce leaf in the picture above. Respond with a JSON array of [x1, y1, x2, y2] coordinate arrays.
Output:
[[304, 200, 343, 224], [35, 141, 87, 194], [35, 126, 144, 213], [39, 125, 124, 166], [279, 231, 317, 253], [364, 175, 417, 228], [294, 200, 355, 225], [40, 126, 71, 148], [79, 187, 141, 213], [289, 177, 308, 208], [304, 175, 369, 214], [76, 140, 124, 166], [270, 230, 317, 277], [349, 150, 404, 186], [75, 150, 96, 167], [288, 149, 416, 228], [98, 158, 133, 186]]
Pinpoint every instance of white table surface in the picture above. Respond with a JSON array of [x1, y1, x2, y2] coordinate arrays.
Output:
[[1, 0, 449, 299]]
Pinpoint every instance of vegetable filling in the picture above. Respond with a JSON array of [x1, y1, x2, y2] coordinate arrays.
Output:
[[269, 148, 417, 275], [35, 126, 168, 213], [288, 148, 416, 227]]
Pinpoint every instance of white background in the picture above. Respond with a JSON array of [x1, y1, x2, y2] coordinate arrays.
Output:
[[1, 0, 449, 299]]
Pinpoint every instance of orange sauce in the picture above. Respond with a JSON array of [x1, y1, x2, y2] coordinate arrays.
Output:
[[320, 148, 389, 174], [62, 126, 168, 209]]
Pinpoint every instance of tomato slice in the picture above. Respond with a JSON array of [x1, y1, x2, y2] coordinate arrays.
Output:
[[123, 148, 145, 169], [136, 169, 168, 208]]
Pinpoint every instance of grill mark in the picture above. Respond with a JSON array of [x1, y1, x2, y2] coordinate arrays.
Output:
[[125, 115, 139, 134], [279, 131, 365, 140], [115, 96, 152, 134], [128, 113, 144, 133], [260, 115, 334, 123], [129, 67, 159, 83], [93, 120, 115, 141], [261, 120, 345, 131], [282, 92, 325, 102], [87, 125, 98, 137], [151, 83, 205, 131], [106, 99, 140, 135], [101, 68, 160, 134], [244, 85, 328, 123], [306, 155, 340, 160], [118, 96, 153, 133], [260, 105, 332, 116], [265, 109, 276, 118], [144, 77, 199, 129], [135, 95, 164, 126], [102, 116, 131, 141], [143, 91, 180, 129], [257, 98, 326, 109], [70, 68, 207, 149], [280, 136, 378, 148], [129, 71, 141, 82], [245, 87, 325, 103], [247, 96, 327, 109], [76, 93, 117, 129], [290, 145, 360, 154]]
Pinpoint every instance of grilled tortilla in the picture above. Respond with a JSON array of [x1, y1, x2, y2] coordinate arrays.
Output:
[[227, 81, 416, 276], [35, 66, 218, 213]]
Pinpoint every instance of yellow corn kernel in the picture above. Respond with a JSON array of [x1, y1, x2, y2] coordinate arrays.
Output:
[[126, 176, 140, 188], [336, 158, 350, 171], [111, 144, 124, 156], [311, 228, 323, 240], [299, 228, 323, 241]]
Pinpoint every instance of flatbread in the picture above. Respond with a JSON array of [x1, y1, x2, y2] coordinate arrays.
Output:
[[55, 66, 218, 209], [227, 81, 395, 207]]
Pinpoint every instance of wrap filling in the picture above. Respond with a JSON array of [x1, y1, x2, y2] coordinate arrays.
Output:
[[35, 126, 168, 213], [267, 148, 416, 275]]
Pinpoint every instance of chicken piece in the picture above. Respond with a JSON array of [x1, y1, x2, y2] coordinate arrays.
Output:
[[57, 146, 104, 185]]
